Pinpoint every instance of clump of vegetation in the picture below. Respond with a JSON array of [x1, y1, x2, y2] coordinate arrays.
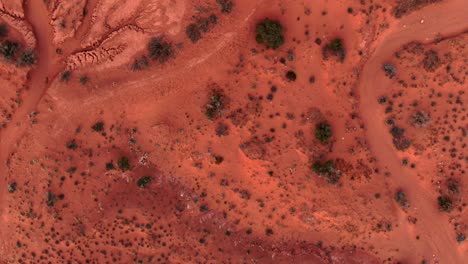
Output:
[[285, 70, 296, 81], [315, 121, 332, 143], [205, 89, 227, 120], [395, 190, 410, 208], [447, 178, 460, 194], [255, 19, 285, 49], [131, 56, 149, 71], [105, 162, 115, 171], [215, 122, 229, 136], [0, 23, 8, 38], [456, 233, 466, 243], [137, 176, 152, 188], [79, 75, 89, 85], [311, 160, 340, 184], [1, 40, 19, 60], [66, 139, 78, 150], [390, 125, 411, 150], [437, 195, 453, 212], [410, 111, 431, 128], [382, 63, 397, 78], [393, 0, 442, 18], [422, 50, 441, 72], [91, 121, 104, 132], [17, 50, 36, 66], [217, 0, 234, 13], [147, 37, 173, 63], [118, 156, 131, 171], [322, 38, 345, 62], [7, 182, 17, 193], [186, 14, 218, 43], [61, 70, 71, 82], [46, 191, 56, 207]]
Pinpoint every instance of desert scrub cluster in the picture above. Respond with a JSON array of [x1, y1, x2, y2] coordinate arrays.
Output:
[[205, 89, 227, 120], [0, 24, 36, 66], [137, 176, 152, 188], [322, 38, 345, 62], [311, 160, 340, 184], [255, 19, 285, 49], [147, 37, 173, 63], [186, 14, 218, 43], [315, 121, 332, 143]]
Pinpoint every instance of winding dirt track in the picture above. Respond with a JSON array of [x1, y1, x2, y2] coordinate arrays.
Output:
[[0, 0, 467, 262], [358, 0, 468, 262]]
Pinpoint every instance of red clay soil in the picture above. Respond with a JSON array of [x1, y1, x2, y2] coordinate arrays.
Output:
[[0, 0, 467, 263]]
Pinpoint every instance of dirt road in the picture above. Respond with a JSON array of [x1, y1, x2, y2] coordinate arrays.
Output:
[[357, 0, 468, 262]]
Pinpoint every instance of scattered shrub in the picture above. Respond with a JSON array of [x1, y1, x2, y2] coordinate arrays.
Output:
[[311, 160, 340, 184], [7, 182, 17, 193], [285, 70, 296, 81], [91, 121, 104, 132], [0, 23, 8, 38], [79, 75, 89, 85], [390, 126, 411, 150], [17, 50, 36, 66], [186, 23, 201, 43], [61, 70, 71, 82], [395, 190, 410, 208], [437, 195, 453, 212], [137, 176, 152, 188], [255, 19, 285, 49], [215, 122, 229, 136], [393, 0, 442, 18], [422, 50, 441, 72], [382, 63, 397, 78], [205, 89, 226, 120], [410, 111, 431, 128], [147, 37, 173, 63], [315, 121, 332, 143], [131, 56, 149, 71], [66, 139, 78, 150], [105, 162, 115, 171], [447, 178, 460, 194], [46, 191, 56, 207], [117, 157, 131, 171], [456, 233, 466, 243], [217, 0, 234, 13], [1, 40, 19, 60], [322, 38, 345, 62]]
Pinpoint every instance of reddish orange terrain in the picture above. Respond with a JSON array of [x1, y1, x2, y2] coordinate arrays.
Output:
[[0, 0, 467, 263]]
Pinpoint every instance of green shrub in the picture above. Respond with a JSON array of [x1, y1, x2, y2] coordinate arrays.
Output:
[[315, 121, 332, 143], [91, 121, 104, 132], [217, 0, 234, 13], [437, 196, 453, 212], [255, 19, 284, 49], [118, 156, 130, 171], [312, 160, 340, 184], [1, 40, 19, 60], [46, 191, 56, 207], [79, 75, 89, 85], [61, 70, 71, 82], [137, 176, 152, 188], [147, 37, 173, 63], [205, 90, 226, 120], [322, 38, 345, 61], [17, 50, 36, 66]]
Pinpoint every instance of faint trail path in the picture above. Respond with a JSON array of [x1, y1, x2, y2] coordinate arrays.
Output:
[[357, 0, 468, 262]]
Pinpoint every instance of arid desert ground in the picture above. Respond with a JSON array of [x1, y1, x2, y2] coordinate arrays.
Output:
[[0, 0, 467, 263]]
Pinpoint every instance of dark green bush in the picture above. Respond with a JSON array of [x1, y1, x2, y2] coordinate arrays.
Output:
[[255, 19, 285, 49], [46, 191, 56, 207], [66, 139, 78, 150], [79, 75, 89, 85], [61, 70, 71, 82], [17, 50, 36, 66], [186, 23, 201, 43], [322, 38, 345, 62], [137, 176, 152, 188], [7, 182, 17, 193], [437, 196, 453, 212], [147, 37, 173, 63], [205, 90, 226, 120], [91, 121, 104, 132], [315, 121, 332, 143], [217, 0, 234, 13], [1, 40, 19, 60], [312, 160, 340, 184], [285, 71, 296, 81], [118, 156, 130, 171]]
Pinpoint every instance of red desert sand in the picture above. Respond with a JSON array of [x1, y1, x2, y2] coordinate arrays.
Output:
[[0, 0, 467, 263]]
